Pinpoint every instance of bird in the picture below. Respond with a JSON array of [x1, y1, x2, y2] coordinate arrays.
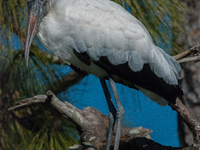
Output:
[[24, 0, 183, 149]]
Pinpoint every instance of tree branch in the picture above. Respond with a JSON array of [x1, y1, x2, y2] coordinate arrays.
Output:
[[173, 43, 200, 63], [169, 98, 200, 148], [177, 56, 200, 63], [8, 91, 90, 130], [7, 91, 200, 150]]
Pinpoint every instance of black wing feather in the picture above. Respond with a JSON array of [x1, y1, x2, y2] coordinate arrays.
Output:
[[94, 56, 183, 104], [73, 49, 91, 66]]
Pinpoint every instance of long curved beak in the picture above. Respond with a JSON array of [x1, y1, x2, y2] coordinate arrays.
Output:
[[24, 3, 42, 67]]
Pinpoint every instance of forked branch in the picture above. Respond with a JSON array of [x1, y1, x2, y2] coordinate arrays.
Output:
[[8, 90, 200, 150], [173, 43, 200, 63]]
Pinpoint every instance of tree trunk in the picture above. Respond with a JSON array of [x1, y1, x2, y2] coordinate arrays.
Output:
[[178, 0, 200, 146]]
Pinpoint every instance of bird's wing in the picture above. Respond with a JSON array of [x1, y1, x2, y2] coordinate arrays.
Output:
[[58, 0, 181, 85]]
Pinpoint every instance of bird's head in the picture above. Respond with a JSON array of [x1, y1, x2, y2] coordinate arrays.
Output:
[[25, 0, 52, 67]]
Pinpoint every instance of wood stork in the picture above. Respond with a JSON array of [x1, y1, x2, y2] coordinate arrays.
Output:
[[24, 0, 183, 149]]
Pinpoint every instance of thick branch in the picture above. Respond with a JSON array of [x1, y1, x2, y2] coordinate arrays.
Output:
[[46, 91, 90, 129], [169, 98, 200, 148], [8, 91, 90, 130]]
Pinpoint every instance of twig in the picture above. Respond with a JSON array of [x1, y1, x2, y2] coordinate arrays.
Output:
[[173, 50, 193, 60], [172, 44, 200, 63], [177, 56, 200, 63]]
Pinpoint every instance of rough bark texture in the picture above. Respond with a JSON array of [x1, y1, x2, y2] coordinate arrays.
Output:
[[178, 0, 200, 147]]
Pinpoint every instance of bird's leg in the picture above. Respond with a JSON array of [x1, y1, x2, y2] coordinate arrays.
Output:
[[100, 79, 117, 150], [108, 75, 125, 150]]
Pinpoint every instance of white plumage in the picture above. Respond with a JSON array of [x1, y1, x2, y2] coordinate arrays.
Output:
[[37, 0, 181, 105]]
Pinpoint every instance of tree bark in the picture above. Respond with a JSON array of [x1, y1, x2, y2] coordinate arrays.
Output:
[[177, 0, 200, 147]]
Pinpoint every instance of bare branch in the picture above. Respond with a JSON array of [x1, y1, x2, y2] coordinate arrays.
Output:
[[177, 56, 200, 63], [169, 98, 200, 148], [173, 43, 200, 63], [46, 90, 90, 129], [8, 95, 47, 111], [8, 91, 90, 130], [173, 49, 193, 60]]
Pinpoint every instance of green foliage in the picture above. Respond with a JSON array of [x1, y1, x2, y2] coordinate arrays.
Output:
[[1, 106, 79, 150], [0, 49, 79, 149], [0, 0, 27, 53]]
